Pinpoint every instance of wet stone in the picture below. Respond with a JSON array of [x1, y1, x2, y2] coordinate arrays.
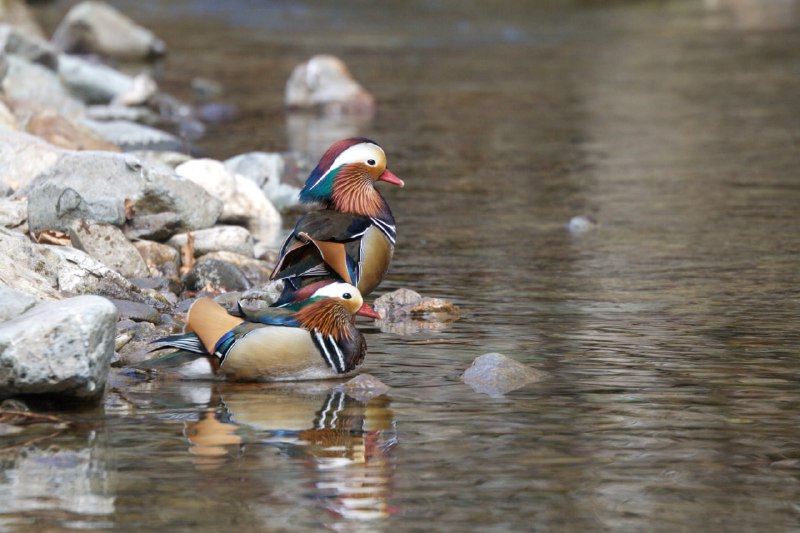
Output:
[[336, 373, 390, 402], [462, 353, 546, 398]]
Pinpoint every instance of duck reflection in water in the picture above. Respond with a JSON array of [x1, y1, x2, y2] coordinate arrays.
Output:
[[183, 385, 397, 521]]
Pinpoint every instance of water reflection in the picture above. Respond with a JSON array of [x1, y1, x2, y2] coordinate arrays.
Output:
[[286, 110, 374, 161], [183, 385, 397, 523]]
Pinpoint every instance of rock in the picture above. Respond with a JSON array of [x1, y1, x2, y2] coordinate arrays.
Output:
[[24, 109, 120, 151], [462, 353, 546, 397], [0, 197, 26, 229], [0, 24, 58, 69], [123, 212, 183, 241], [175, 159, 282, 230], [0, 0, 45, 40], [0, 284, 38, 322], [201, 251, 273, 287], [0, 231, 60, 301], [133, 239, 180, 278], [1, 55, 85, 117], [224, 152, 302, 211], [0, 127, 63, 193], [112, 72, 157, 106], [82, 119, 183, 152], [24, 151, 221, 234], [335, 373, 390, 401], [374, 288, 461, 322], [0, 295, 117, 401], [39, 244, 151, 304], [69, 220, 149, 278], [167, 225, 254, 258], [285, 55, 375, 114], [107, 298, 159, 324], [0, 99, 16, 129], [86, 104, 159, 125], [191, 77, 223, 98], [233, 280, 285, 313], [52, 1, 166, 59], [129, 150, 192, 172], [184, 257, 251, 292], [567, 215, 598, 234], [57, 54, 135, 104]]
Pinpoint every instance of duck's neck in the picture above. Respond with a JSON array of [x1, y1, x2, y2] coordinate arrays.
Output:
[[331, 167, 384, 217], [295, 299, 354, 341]]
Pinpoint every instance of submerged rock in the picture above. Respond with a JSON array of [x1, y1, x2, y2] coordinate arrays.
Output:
[[335, 373, 390, 402], [0, 295, 117, 401], [285, 55, 375, 114], [52, 1, 166, 59], [462, 353, 545, 397], [567, 215, 597, 234]]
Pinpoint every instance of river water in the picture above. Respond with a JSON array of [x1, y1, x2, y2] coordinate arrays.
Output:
[[4, 0, 800, 531]]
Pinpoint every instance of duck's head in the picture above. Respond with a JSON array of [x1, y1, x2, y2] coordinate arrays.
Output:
[[299, 138, 404, 215], [293, 282, 380, 337], [287, 281, 380, 318]]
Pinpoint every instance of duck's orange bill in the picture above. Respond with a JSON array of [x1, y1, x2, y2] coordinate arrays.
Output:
[[357, 303, 382, 319], [378, 169, 404, 187]]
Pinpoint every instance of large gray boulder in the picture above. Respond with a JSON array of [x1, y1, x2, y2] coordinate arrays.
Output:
[[24, 151, 222, 235], [52, 1, 166, 59], [0, 295, 117, 400]]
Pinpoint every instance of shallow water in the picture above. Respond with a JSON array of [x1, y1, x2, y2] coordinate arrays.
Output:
[[6, 0, 800, 530]]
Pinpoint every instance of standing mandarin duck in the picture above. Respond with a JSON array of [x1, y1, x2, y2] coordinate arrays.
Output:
[[270, 138, 404, 297], [138, 282, 380, 381]]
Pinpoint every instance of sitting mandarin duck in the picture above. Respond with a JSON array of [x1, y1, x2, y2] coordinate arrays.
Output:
[[138, 282, 380, 381], [270, 137, 404, 297]]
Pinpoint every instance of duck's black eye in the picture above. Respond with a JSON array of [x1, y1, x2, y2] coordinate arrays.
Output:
[[367, 159, 376, 166], [343, 293, 352, 299]]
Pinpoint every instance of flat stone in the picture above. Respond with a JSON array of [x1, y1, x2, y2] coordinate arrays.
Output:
[[108, 298, 159, 324], [57, 54, 135, 104], [0, 284, 38, 322], [23, 151, 221, 234], [167, 225, 254, 258], [69, 220, 149, 278], [82, 119, 183, 152], [462, 353, 546, 397], [285, 55, 375, 114], [0, 295, 118, 401], [52, 1, 166, 59]]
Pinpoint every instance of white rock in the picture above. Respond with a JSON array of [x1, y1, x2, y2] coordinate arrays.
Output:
[[52, 1, 166, 59], [69, 220, 149, 278], [39, 245, 140, 299], [176, 158, 282, 231], [285, 55, 375, 114], [0, 197, 26, 229], [223, 151, 301, 211], [0, 125, 63, 193], [0, 284, 39, 322], [57, 54, 136, 104], [1, 55, 85, 116], [0, 295, 117, 400]]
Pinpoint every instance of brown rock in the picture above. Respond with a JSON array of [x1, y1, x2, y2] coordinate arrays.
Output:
[[24, 109, 120, 151]]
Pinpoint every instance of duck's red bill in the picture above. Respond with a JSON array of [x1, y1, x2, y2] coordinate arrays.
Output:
[[378, 169, 404, 187], [356, 303, 382, 320]]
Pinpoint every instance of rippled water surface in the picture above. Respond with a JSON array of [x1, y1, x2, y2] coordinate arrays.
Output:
[[5, 0, 800, 530]]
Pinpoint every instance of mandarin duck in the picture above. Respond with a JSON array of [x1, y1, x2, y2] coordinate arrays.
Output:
[[270, 137, 404, 297], [138, 282, 380, 381]]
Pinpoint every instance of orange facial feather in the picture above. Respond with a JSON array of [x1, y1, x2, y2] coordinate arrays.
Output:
[[331, 164, 384, 217]]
